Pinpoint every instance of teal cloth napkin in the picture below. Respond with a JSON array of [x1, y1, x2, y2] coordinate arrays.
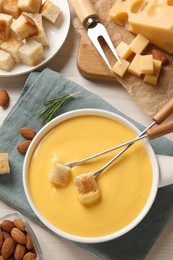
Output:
[[0, 68, 173, 260]]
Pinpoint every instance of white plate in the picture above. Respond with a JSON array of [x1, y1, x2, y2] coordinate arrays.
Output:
[[0, 0, 70, 77]]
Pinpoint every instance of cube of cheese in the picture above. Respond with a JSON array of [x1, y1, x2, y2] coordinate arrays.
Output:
[[128, 54, 142, 77], [49, 163, 70, 187], [144, 59, 162, 85], [1, 35, 23, 63], [18, 0, 42, 13], [0, 13, 12, 40], [19, 39, 44, 66], [2, 0, 20, 19], [130, 34, 149, 54], [41, 0, 60, 24], [112, 58, 130, 77], [0, 153, 10, 174], [25, 12, 49, 47], [0, 50, 15, 71], [115, 41, 132, 59], [11, 13, 38, 40], [140, 55, 153, 74]]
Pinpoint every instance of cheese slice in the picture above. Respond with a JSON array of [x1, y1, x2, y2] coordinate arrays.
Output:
[[109, 0, 173, 54]]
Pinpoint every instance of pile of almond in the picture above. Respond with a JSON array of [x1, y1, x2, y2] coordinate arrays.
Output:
[[0, 218, 37, 259]]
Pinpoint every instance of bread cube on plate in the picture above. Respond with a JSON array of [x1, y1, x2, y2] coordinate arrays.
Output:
[[0, 13, 12, 40], [1, 35, 23, 63], [0, 49, 15, 71], [49, 163, 70, 187], [41, 0, 60, 24], [11, 13, 38, 40], [19, 39, 44, 66], [0, 0, 3, 12], [25, 12, 49, 47], [2, 0, 20, 19], [18, 0, 42, 13], [0, 153, 10, 174], [74, 172, 101, 205]]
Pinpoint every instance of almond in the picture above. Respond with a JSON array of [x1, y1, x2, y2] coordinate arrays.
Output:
[[2, 231, 10, 240], [26, 233, 33, 250], [0, 256, 4, 260], [11, 228, 26, 244], [17, 140, 32, 154], [23, 252, 36, 260], [151, 49, 168, 64], [14, 244, 26, 260], [19, 127, 36, 140], [1, 220, 15, 233], [0, 228, 4, 248], [1, 237, 15, 259], [0, 90, 9, 108], [13, 219, 25, 232]]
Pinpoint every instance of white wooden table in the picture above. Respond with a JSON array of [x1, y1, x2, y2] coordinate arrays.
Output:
[[0, 11, 173, 260]]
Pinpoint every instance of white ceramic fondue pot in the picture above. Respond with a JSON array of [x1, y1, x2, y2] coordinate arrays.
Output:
[[23, 108, 173, 243]]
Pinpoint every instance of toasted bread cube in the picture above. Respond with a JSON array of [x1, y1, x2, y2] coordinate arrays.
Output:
[[0, 0, 3, 12], [11, 13, 38, 40], [115, 41, 132, 59], [0, 49, 15, 71], [140, 54, 153, 74], [19, 39, 44, 66], [25, 13, 49, 47], [128, 54, 143, 77], [144, 59, 162, 85], [49, 163, 70, 187], [130, 34, 149, 54], [18, 0, 42, 13], [0, 153, 10, 174], [2, 0, 20, 19], [74, 172, 101, 205], [41, 0, 60, 24], [0, 13, 12, 40], [112, 58, 130, 77], [1, 35, 23, 63]]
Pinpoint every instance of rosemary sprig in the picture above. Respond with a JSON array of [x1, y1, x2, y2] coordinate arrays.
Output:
[[37, 92, 81, 124]]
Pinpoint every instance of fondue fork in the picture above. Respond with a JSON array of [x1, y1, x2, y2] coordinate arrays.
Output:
[[66, 98, 173, 168], [69, 0, 121, 68]]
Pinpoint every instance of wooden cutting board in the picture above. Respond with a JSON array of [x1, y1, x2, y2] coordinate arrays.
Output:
[[77, 38, 118, 83]]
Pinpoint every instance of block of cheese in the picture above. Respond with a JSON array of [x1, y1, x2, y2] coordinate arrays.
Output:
[[0, 153, 10, 174], [112, 58, 130, 77], [115, 41, 132, 59], [109, 0, 173, 54], [128, 54, 142, 77], [144, 59, 162, 85], [140, 55, 153, 74], [130, 34, 149, 54]]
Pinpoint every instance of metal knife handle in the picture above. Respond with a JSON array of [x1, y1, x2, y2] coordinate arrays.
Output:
[[69, 0, 98, 25], [147, 120, 173, 139], [152, 98, 173, 124]]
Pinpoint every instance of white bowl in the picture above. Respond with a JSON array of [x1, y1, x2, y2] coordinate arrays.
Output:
[[23, 109, 159, 243]]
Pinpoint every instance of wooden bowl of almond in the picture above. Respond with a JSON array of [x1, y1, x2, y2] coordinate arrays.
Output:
[[0, 211, 43, 260]]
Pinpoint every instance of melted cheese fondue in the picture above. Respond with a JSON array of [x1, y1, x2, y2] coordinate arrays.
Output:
[[28, 115, 152, 237]]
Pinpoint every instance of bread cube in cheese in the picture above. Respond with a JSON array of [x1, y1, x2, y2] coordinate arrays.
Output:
[[115, 41, 132, 59], [140, 55, 153, 74], [0, 50, 15, 71], [130, 34, 149, 54], [0, 13, 12, 40], [41, 0, 60, 24], [49, 163, 70, 187], [11, 13, 38, 40], [2, 0, 20, 19], [19, 39, 44, 66], [1, 35, 23, 63], [18, 0, 42, 13], [0, 153, 10, 174], [112, 58, 130, 77], [144, 59, 162, 85]]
